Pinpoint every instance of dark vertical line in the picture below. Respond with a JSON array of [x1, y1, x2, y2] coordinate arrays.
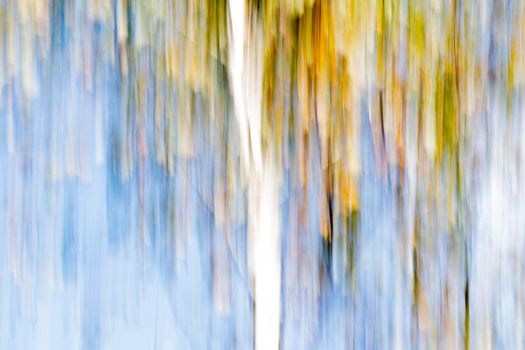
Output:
[[464, 243, 470, 350]]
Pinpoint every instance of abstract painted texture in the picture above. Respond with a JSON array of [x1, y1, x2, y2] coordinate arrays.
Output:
[[0, 0, 524, 349]]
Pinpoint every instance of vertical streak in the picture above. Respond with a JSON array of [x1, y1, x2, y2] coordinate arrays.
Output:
[[229, 0, 282, 348], [254, 154, 281, 350]]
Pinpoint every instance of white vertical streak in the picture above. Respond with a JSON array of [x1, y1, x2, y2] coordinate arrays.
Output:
[[228, 0, 281, 348], [228, 0, 251, 173], [254, 154, 281, 350]]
